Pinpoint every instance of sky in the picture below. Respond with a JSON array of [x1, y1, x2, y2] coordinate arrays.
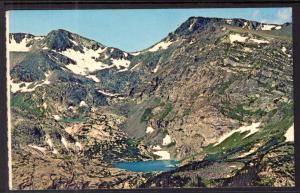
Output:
[[8, 8, 292, 52]]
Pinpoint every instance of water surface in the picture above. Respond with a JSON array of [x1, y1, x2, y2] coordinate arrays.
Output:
[[113, 160, 178, 173]]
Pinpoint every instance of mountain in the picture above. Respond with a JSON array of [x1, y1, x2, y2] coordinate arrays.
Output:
[[9, 16, 294, 189]]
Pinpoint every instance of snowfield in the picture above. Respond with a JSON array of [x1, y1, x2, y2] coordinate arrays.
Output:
[[10, 72, 52, 93], [261, 24, 277, 31], [153, 65, 160, 73], [153, 150, 171, 160], [214, 122, 261, 146], [146, 126, 155, 134], [60, 47, 109, 75], [152, 145, 162, 150], [148, 40, 173, 52], [9, 37, 32, 52], [162, 134, 172, 146], [86, 75, 100, 82], [97, 90, 120, 97], [53, 115, 61, 121], [249, 38, 269, 44], [229, 34, 248, 43], [59, 45, 131, 75], [285, 124, 294, 142]]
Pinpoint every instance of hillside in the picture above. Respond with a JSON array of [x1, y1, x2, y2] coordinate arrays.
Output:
[[9, 17, 294, 189]]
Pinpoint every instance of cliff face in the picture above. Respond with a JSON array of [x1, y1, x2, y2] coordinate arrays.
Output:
[[9, 17, 294, 189]]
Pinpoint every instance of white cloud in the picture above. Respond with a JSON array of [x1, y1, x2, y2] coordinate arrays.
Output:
[[276, 8, 292, 22], [251, 8, 292, 25], [251, 10, 260, 18]]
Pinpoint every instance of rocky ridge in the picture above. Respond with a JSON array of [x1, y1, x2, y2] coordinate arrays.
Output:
[[9, 16, 294, 189]]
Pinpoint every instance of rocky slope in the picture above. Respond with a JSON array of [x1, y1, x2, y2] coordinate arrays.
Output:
[[9, 17, 294, 189]]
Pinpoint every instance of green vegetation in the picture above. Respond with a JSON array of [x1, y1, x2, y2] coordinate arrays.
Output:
[[159, 128, 168, 136], [11, 93, 45, 117], [159, 102, 173, 120], [203, 131, 248, 154], [203, 101, 293, 157], [217, 75, 237, 94], [220, 101, 267, 121], [78, 106, 89, 114], [227, 25, 292, 41], [60, 117, 86, 123], [125, 138, 139, 156], [256, 176, 276, 186], [166, 141, 176, 148], [139, 97, 173, 123], [140, 108, 153, 122], [258, 102, 293, 141]]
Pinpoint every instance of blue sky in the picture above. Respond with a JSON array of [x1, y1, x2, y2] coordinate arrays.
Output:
[[9, 8, 292, 52]]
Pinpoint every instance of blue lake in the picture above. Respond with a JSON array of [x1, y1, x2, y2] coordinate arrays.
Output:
[[113, 160, 179, 173]]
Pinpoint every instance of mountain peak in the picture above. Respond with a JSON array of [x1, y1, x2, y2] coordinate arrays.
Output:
[[44, 29, 77, 51], [172, 16, 283, 37]]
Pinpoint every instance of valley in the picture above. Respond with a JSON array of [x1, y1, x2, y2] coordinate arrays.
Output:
[[9, 17, 294, 189]]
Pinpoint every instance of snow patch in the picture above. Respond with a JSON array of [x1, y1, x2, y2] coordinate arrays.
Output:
[[243, 47, 253, 53], [281, 47, 292, 57], [146, 126, 154, 134], [43, 102, 47, 110], [130, 63, 141, 71], [153, 65, 160, 73], [60, 47, 109, 75], [53, 115, 61, 121], [275, 26, 282, 30], [79, 101, 88, 107], [214, 122, 261, 146], [61, 137, 69, 150], [148, 40, 173, 52], [162, 134, 172, 146], [112, 58, 131, 70], [282, 47, 287, 53], [226, 19, 233, 24], [97, 90, 120, 97], [131, 52, 141, 56], [8, 37, 32, 52], [285, 124, 294, 142], [52, 148, 58, 154], [60, 46, 131, 74], [152, 145, 162, 150], [188, 19, 196, 31], [69, 38, 79, 46], [229, 34, 248, 43], [28, 144, 46, 153], [86, 75, 100, 82], [10, 71, 52, 93], [46, 138, 54, 149], [249, 38, 269, 44], [75, 142, 83, 151], [261, 24, 277, 31], [153, 151, 170, 160], [237, 144, 260, 158]]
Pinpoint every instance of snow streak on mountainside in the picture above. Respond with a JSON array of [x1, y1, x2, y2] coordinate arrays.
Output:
[[9, 16, 294, 189]]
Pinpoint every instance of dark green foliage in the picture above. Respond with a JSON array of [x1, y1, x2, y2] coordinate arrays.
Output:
[[11, 93, 45, 117], [166, 141, 176, 148], [140, 108, 153, 122], [60, 117, 86, 123], [159, 102, 173, 120], [125, 138, 139, 156], [220, 101, 267, 121], [78, 106, 89, 114], [159, 128, 168, 136]]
